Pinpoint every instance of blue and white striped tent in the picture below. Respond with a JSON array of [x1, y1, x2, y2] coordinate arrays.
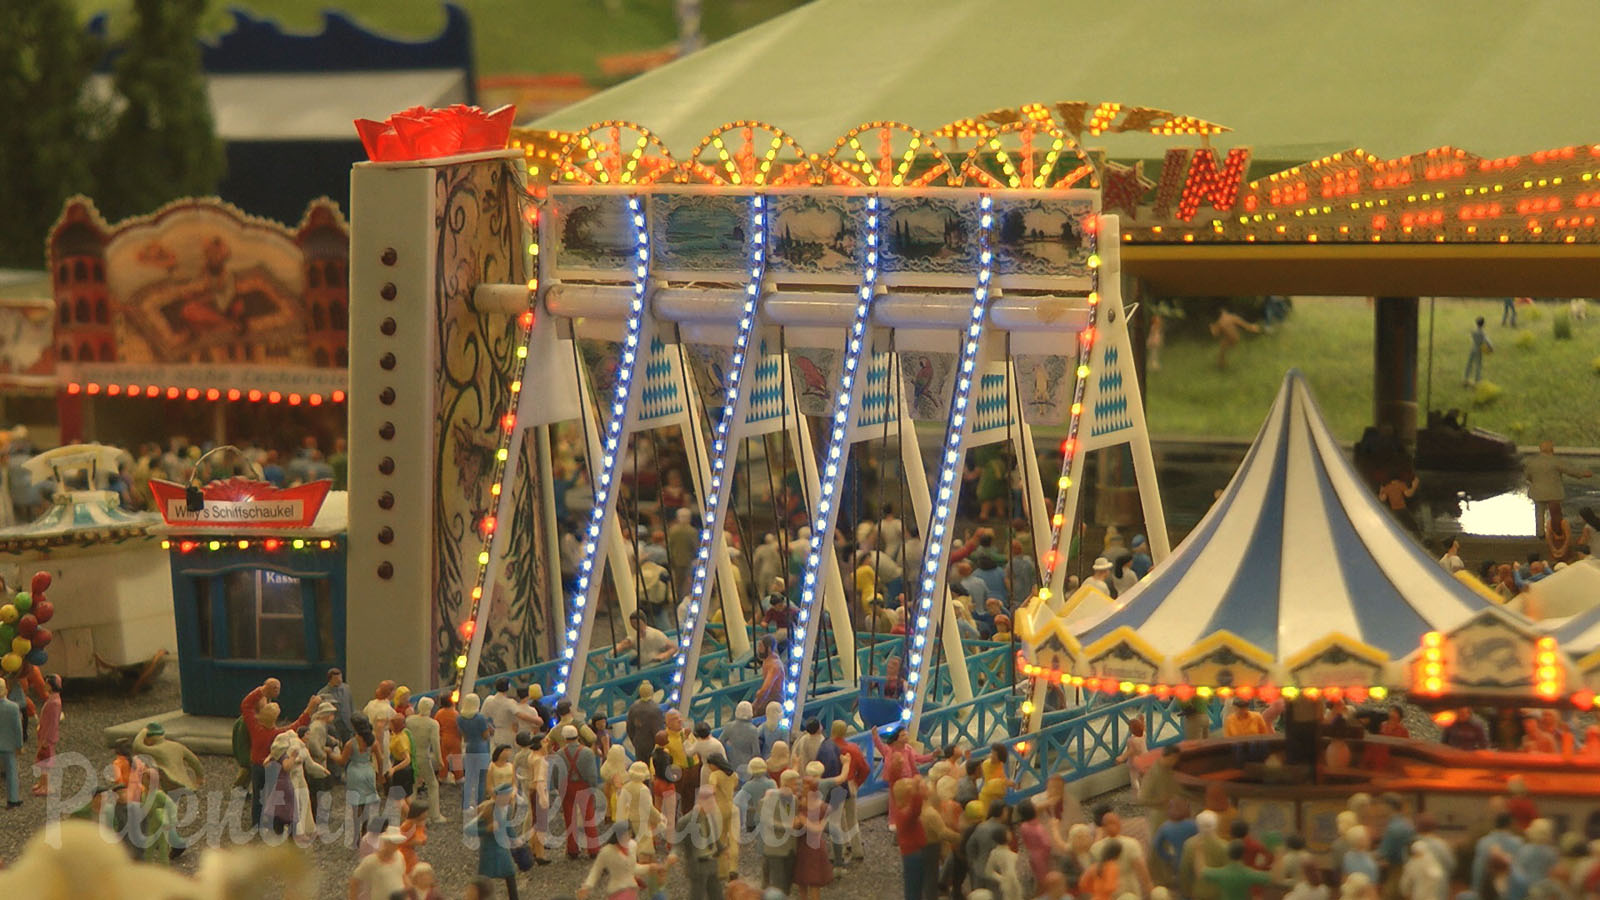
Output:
[[1069, 370, 1504, 688]]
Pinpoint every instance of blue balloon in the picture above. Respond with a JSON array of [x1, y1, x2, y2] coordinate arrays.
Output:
[[24, 649, 46, 666]]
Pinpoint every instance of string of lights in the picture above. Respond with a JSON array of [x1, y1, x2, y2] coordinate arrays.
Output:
[[447, 180, 543, 699]]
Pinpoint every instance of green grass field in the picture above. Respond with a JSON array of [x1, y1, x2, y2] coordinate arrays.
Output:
[[73, 0, 804, 80], [1146, 297, 1600, 447]]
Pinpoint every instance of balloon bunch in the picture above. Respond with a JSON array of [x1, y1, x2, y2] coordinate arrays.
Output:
[[0, 572, 53, 675]]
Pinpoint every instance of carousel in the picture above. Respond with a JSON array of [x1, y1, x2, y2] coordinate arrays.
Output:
[[1017, 371, 1598, 845]]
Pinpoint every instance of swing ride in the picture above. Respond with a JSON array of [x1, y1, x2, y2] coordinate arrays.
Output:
[[346, 113, 1173, 804], [437, 119, 1169, 746]]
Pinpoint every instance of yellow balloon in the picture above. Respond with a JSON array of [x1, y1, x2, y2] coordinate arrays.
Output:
[[0, 653, 18, 673], [0, 605, 15, 624], [10, 637, 29, 656]]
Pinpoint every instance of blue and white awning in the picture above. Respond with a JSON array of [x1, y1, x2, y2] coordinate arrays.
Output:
[[1072, 370, 1498, 683]]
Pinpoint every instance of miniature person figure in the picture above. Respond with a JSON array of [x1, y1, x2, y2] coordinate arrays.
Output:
[[617, 760, 662, 855], [457, 693, 493, 810], [0, 677, 21, 808], [350, 824, 409, 899], [31, 674, 62, 797], [409, 861, 442, 900], [1464, 316, 1493, 385], [245, 692, 319, 830], [679, 784, 726, 900], [483, 677, 541, 755], [760, 769, 800, 894], [436, 693, 463, 784], [757, 701, 784, 756], [341, 712, 382, 849], [1079, 837, 1122, 900], [1211, 308, 1263, 370], [1203, 840, 1282, 900], [1378, 474, 1421, 533], [1524, 440, 1592, 535], [1341, 826, 1379, 883], [131, 720, 204, 793], [469, 782, 523, 900], [1093, 811, 1153, 898], [580, 821, 647, 900], [1181, 810, 1230, 900], [386, 713, 416, 803], [1437, 538, 1466, 574], [627, 680, 665, 763], [556, 723, 601, 858], [318, 667, 354, 743], [617, 610, 675, 666], [392, 795, 429, 874], [705, 754, 740, 879], [721, 701, 761, 778], [793, 772, 834, 900], [985, 824, 1025, 900], [650, 731, 679, 836], [1507, 819, 1558, 900], [601, 744, 629, 817], [487, 745, 516, 799], [407, 696, 446, 822], [752, 637, 783, 711], [1116, 718, 1148, 794], [363, 680, 398, 772]]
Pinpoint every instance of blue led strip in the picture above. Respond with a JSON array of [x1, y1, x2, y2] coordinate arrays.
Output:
[[668, 194, 769, 708], [557, 194, 650, 697], [900, 194, 995, 727], [779, 193, 881, 731]]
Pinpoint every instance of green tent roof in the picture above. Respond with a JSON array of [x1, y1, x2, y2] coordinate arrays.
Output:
[[534, 0, 1600, 161]]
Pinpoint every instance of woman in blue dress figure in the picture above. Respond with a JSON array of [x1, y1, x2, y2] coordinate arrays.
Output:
[[458, 693, 494, 811], [470, 782, 523, 900], [339, 712, 382, 850]]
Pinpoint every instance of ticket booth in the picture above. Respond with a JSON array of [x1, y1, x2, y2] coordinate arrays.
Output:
[[151, 478, 346, 716]]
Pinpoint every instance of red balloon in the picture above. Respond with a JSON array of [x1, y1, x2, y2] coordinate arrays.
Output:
[[15, 614, 36, 640], [31, 628, 49, 649], [29, 572, 50, 595], [31, 600, 52, 625]]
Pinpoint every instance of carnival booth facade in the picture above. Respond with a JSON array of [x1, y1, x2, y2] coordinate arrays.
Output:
[[152, 478, 346, 716]]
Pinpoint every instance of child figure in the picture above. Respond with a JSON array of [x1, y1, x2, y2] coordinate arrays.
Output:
[[1116, 718, 1147, 795], [31, 674, 61, 797]]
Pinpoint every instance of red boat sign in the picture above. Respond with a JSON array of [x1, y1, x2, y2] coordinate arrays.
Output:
[[150, 478, 331, 529]]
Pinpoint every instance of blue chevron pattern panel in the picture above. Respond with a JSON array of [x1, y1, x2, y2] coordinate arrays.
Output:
[[638, 335, 685, 422], [745, 338, 788, 428], [855, 352, 897, 430], [1089, 343, 1132, 438], [970, 372, 1010, 438]]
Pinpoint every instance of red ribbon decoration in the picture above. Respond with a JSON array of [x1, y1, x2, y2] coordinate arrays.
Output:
[[354, 104, 517, 162]]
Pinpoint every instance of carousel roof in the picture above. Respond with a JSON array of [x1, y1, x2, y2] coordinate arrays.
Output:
[[1548, 561, 1600, 655], [1073, 370, 1499, 666], [533, 0, 1600, 160], [0, 490, 159, 545]]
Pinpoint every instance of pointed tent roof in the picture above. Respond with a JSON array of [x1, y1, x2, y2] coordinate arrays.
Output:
[[1073, 370, 1500, 673], [1550, 562, 1600, 654], [533, 0, 1600, 160]]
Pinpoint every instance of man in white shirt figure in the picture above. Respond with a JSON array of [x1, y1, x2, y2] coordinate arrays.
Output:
[[616, 610, 675, 666]]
